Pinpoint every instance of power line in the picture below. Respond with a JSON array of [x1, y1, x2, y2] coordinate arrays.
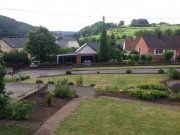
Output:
[[0, 8, 101, 18], [1, 7, 180, 20]]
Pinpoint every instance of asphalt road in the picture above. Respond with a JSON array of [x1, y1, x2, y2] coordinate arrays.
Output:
[[10, 68, 180, 78]]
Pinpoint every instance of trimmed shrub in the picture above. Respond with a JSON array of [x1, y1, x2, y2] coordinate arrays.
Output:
[[140, 54, 146, 61], [126, 69, 132, 74], [48, 81, 54, 84], [97, 71, 100, 74], [126, 89, 168, 100], [90, 83, 96, 87], [65, 70, 72, 75], [25, 76, 30, 79], [54, 85, 76, 99], [68, 82, 74, 86], [36, 80, 43, 84], [167, 69, 180, 80], [163, 51, 173, 61], [145, 53, 153, 61], [130, 54, 139, 61], [6, 100, 36, 120], [158, 69, 165, 74]]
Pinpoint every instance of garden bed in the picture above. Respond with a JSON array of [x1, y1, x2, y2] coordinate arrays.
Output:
[[97, 91, 180, 106], [24, 90, 71, 124]]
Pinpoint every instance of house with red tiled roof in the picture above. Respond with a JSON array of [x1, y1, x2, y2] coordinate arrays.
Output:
[[123, 38, 139, 55], [135, 35, 180, 60]]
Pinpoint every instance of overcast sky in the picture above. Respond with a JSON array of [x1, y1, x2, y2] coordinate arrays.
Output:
[[0, 0, 180, 31]]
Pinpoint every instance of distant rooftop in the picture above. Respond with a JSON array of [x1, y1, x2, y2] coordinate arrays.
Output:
[[2, 38, 26, 48]]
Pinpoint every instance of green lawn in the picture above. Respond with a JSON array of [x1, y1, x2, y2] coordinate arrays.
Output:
[[54, 97, 180, 135], [73, 65, 180, 71], [0, 125, 33, 135], [24, 74, 167, 89]]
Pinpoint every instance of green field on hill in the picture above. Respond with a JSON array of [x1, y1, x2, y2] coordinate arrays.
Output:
[[79, 25, 180, 44]]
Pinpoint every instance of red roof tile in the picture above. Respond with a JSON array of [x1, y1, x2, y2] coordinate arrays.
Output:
[[124, 38, 139, 51]]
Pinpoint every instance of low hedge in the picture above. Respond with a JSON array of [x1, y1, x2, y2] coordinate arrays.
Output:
[[126, 89, 168, 100]]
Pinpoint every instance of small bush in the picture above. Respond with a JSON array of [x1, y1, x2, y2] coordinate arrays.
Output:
[[65, 70, 72, 75], [68, 82, 74, 86], [25, 76, 30, 79], [126, 69, 132, 74], [97, 71, 100, 74], [36, 79, 43, 84], [140, 54, 146, 61], [163, 51, 173, 61], [54, 85, 76, 99], [76, 76, 83, 86], [20, 76, 27, 81], [167, 69, 180, 80], [130, 54, 139, 61], [46, 92, 52, 106], [6, 100, 36, 120], [158, 69, 165, 74], [90, 83, 96, 87], [48, 81, 54, 84], [145, 53, 153, 61], [15, 78, 20, 82]]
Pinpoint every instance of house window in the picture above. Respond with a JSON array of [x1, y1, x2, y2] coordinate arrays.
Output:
[[138, 48, 141, 54], [154, 49, 163, 55]]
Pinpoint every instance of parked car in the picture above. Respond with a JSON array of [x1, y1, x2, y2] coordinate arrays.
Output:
[[29, 61, 40, 69], [83, 60, 92, 66]]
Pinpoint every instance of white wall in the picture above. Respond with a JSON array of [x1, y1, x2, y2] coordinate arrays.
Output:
[[76, 45, 97, 54]]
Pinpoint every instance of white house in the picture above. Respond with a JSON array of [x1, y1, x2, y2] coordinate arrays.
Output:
[[55, 37, 79, 48]]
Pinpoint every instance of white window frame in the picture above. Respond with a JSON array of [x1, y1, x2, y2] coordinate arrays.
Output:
[[154, 49, 163, 55]]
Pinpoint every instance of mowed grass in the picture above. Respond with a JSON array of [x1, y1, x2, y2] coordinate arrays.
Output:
[[54, 97, 180, 135], [0, 125, 33, 135], [24, 74, 167, 89]]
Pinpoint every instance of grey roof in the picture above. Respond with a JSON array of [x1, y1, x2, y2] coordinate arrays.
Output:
[[56, 37, 77, 42], [142, 36, 180, 49], [2, 38, 26, 48], [87, 42, 100, 52], [75, 42, 100, 53]]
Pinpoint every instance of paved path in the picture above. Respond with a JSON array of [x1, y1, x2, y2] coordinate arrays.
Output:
[[6, 83, 43, 100], [33, 86, 95, 135]]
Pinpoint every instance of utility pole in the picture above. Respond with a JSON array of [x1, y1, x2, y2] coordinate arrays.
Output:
[[103, 16, 106, 22]]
